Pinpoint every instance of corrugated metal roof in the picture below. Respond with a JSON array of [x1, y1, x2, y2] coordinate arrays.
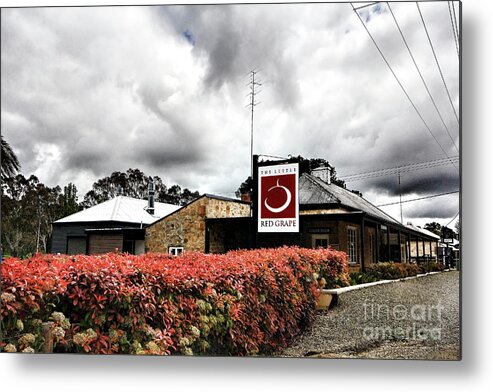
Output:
[[405, 223, 441, 239], [53, 196, 181, 225], [300, 174, 402, 226], [203, 193, 250, 204], [299, 175, 339, 204]]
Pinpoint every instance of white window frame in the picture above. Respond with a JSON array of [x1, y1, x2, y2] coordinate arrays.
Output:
[[312, 234, 329, 249], [169, 246, 184, 256], [347, 226, 358, 264]]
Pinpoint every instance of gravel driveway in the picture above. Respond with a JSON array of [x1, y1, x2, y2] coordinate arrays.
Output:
[[282, 271, 460, 360]]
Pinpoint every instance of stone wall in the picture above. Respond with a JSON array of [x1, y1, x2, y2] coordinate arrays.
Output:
[[145, 196, 250, 254]]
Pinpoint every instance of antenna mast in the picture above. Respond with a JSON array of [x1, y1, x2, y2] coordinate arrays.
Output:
[[247, 70, 261, 179]]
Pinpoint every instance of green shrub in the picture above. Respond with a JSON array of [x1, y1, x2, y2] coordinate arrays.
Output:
[[364, 262, 421, 281], [349, 272, 379, 285], [418, 261, 445, 273]]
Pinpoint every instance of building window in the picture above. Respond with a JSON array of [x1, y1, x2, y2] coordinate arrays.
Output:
[[347, 227, 358, 264], [315, 238, 328, 248], [169, 246, 184, 256], [312, 234, 329, 249]]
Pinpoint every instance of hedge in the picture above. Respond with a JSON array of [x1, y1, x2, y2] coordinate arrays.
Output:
[[365, 262, 421, 280], [1, 246, 349, 355], [350, 261, 445, 285]]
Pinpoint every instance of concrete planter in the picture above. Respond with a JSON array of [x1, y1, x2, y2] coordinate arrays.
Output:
[[316, 290, 334, 311]]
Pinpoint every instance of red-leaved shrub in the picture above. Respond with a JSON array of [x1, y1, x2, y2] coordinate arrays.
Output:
[[1, 246, 349, 355]]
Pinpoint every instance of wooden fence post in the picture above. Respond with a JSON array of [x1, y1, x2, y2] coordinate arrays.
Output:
[[41, 322, 54, 353]]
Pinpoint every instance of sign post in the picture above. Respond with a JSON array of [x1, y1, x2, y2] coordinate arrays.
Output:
[[257, 162, 299, 233]]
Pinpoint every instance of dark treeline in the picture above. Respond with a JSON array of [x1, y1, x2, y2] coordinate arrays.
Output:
[[81, 168, 200, 208]]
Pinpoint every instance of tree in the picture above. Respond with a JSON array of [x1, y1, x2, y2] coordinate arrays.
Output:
[[1, 174, 69, 257], [82, 169, 165, 207], [235, 176, 254, 199], [454, 219, 460, 236], [424, 222, 442, 237], [441, 226, 455, 240], [82, 168, 200, 208], [1, 135, 20, 180], [60, 183, 82, 217], [180, 188, 200, 205]]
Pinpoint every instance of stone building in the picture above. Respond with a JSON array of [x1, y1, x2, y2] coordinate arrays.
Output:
[[145, 194, 251, 254]]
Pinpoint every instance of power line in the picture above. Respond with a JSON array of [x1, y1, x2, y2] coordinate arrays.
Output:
[[342, 159, 459, 181], [445, 210, 459, 227], [353, 2, 380, 11], [452, 1, 460, 47], [448, 1, 460, 60], [257, 153, 289, 161], [351, 3, 459, 173], [339, 156, 459, 181], [342, 156, 458, 177], [387, 2, 459, 154], [417, 2, 460, 125], [376, 190, 459, 207]]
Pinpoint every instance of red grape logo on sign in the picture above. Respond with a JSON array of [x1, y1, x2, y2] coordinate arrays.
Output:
[[258, 163, 299, 232]]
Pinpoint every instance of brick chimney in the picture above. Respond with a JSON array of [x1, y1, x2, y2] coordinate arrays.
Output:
[[241, 192, 252, 202], [311, 166, 332, 184], [147, 176, 155, 215]]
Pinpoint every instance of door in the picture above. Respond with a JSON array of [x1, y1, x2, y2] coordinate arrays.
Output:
[[66, 236, 86, 255], [88, 234, 123, 255]]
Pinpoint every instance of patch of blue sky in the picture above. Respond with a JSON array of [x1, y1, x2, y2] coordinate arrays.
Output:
[[363, 2, 387, 23], [183, 30, 195, 46], [373, 3, 383, 14]]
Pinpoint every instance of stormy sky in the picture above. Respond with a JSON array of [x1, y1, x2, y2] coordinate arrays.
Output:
[[1, 1, 460, 228]]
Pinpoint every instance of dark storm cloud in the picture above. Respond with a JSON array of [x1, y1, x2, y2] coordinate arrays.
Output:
[[404, 199, 458, 219], [354, 165, 460, 197], [155, 5, 242, 88], [157, 4, 303, 109], [128, 123, 207, 168]]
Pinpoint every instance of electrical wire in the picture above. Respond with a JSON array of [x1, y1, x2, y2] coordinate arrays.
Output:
[[340, 156, 459, 182], [445, 210, 459, 227], [351, 3, 459, 172], [387, 2, 459, 154], [452, 1, 459, 45], [376, 190, 459, 207], [448, 1, 460, 60], [417, 2, 460, 125]]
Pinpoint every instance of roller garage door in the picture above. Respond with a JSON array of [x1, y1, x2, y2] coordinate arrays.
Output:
[[87, 234, 123, 255]]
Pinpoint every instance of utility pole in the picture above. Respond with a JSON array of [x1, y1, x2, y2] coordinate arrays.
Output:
[[398, 172, 403, 224], [247, 70, 261, 179]]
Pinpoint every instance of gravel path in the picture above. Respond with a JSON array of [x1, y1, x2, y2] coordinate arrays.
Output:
[[282, 271, 460, 360]]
